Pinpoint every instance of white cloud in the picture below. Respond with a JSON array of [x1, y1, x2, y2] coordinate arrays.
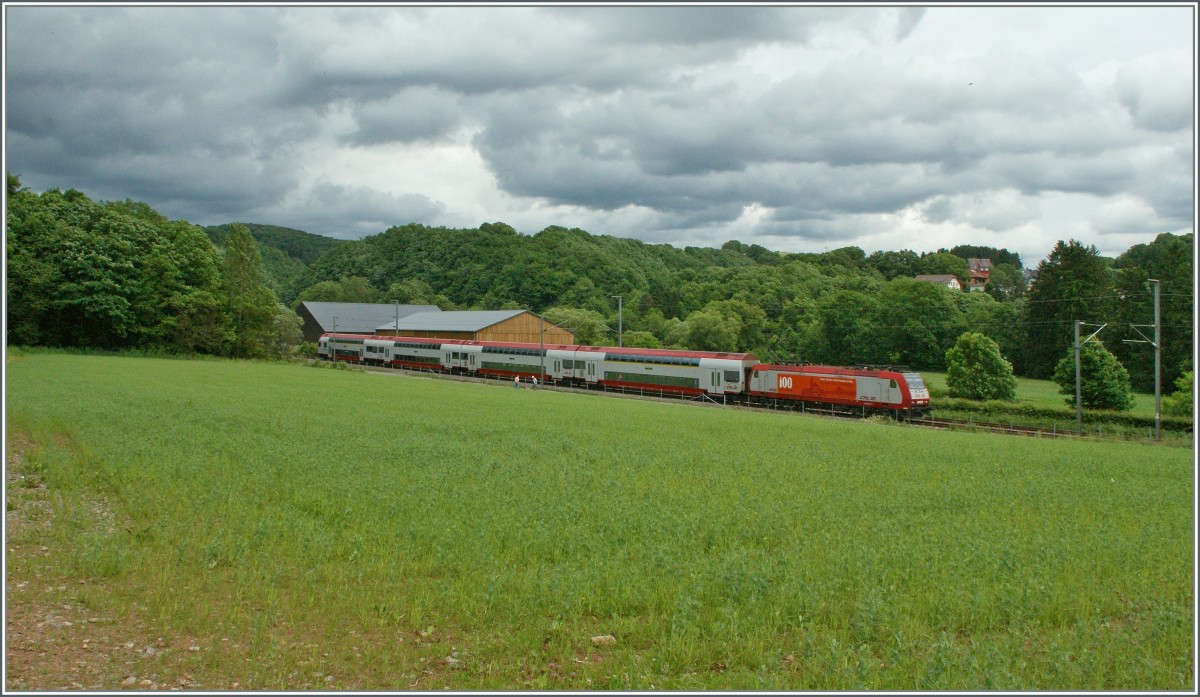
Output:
[[3, 5, 1193, 262]]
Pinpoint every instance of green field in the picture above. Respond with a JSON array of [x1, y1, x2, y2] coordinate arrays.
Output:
[[5, 353, 1194, 690], [922, 370, 1173, 420]]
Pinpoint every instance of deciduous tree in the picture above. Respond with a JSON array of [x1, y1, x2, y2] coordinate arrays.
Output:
[[1052, 341, 1134, 411], [1163, 371, 1193, 417], [222, 223, 279, 358], [919, 252, 969, 288], [945, 332, 1018, 401]]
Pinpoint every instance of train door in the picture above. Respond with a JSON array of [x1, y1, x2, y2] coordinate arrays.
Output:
[[857, 377, 881, 403], [709, 370, 723, 394], [549, 356, 568, 382], [882, 378, 900, 404], [565, 353, 584, 382]]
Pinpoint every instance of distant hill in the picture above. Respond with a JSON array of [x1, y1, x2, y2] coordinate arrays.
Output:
[[205, 223, 344, 304], [204, 223, 343, 265]]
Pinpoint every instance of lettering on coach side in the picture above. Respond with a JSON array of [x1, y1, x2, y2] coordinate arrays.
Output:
[[778, 375, 794, 390]]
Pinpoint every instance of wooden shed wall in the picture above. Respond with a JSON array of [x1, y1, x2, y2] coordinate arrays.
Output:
[[478, 313, 575, 344]]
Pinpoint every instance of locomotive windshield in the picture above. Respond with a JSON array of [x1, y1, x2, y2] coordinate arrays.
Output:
[[902, 372, 930, 402]]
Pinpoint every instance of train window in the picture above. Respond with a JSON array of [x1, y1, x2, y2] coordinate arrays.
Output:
[[890, 379, 897, 388], [724, 370, 740, 383]]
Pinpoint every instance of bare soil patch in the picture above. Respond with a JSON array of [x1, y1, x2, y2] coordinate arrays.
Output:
[[5, 431, 205, 691]]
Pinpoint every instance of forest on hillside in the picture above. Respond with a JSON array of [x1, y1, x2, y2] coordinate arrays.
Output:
[[5, 175, 1193, 395]]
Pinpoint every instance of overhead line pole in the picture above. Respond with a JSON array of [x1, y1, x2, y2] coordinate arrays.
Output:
[[1080, 321, 1089, 434], [536, 312, 578, 385], [612, 296, 623, 347], [1074, 320, 1108, 436], [1154, 279, 1161, 440], [331, 316, 338, 361], [1123, 279, 1162, 440]]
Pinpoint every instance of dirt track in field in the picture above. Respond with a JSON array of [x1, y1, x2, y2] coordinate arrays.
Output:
[[5, 432, 207, 691]]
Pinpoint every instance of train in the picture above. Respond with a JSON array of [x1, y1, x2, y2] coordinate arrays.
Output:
[[318, 332, 932, 419]]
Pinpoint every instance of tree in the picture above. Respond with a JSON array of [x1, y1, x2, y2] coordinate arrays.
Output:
[[866, 249, 922, 280], [620, 330, 661, 349], [269, 304, 304, 358], [6, 186, 229, 351], [384, 279, 455, 309], [683, 309, 739, 352], [919, 252, 969, 288], [984, 262, 1025, 300], [1021, 240, 1114, 379], [661, 318, 689, 349], [957, 292, 1023, 370], [702, 299, 766, 352], [813, 290, 880, 366], [1107, 232, 1193, 393], [8, 172, 27, 196], [166, 290, 233, 355], [875, 278, 966, 370], [1162, 371, 1193, 417], [222, 223, 279, 358], [542, 307, 611, 346], [948, 245, 1022, 269], [944, 332, 1018, 401], [1052, 341, 1134, 411]]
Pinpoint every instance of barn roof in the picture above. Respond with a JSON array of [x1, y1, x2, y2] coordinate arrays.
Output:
[[377, 309, 527, 333], [301, 302, 439, 334]]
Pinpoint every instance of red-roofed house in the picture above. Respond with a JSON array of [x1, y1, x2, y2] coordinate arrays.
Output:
[[966, 258, 992, 292]]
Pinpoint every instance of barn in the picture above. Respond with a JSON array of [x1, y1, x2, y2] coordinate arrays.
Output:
[[298, 302, 440, 342], [376, 310, 575, 344]]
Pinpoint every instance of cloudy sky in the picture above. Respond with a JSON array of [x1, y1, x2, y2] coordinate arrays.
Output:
[[4, 4, 1195, 264]]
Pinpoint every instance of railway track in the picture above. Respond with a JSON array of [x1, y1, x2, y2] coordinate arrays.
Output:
[[913, 416, 1080, 439], [325, 358, 1121, 441]]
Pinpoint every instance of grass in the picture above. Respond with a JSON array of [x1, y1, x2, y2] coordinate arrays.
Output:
[[922, 371, 1179, 420], [5, 353, 1195, 690], [922, 371, 1192, 444]]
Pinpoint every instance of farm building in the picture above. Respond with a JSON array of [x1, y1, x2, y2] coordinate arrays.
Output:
[[298, 302, 440, 342], [914, 274, 963, 291], [376, 310, 575, 344]]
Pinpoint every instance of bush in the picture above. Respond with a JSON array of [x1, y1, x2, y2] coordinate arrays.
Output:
[[1163, 371, 1194, 417], [944, 332, 1017, 401], [1052, 341, 1134, 411]]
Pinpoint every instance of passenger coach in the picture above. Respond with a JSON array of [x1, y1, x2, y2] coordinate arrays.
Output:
[[593, 346, 757, 397]]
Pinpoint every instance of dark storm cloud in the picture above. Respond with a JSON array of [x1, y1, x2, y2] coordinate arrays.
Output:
[[2, 5, 1192, 253], [471, 39, 1171, 230], [253, 180, 445, 241], [555, 5, 836, 44], [343, 88, 464, 146], [4, 6, 322, 223]]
